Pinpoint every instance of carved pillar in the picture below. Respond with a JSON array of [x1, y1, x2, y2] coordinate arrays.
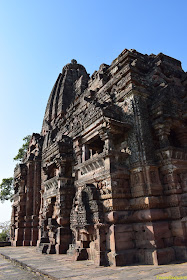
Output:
[[55, 226, 72, 254], [26, 162, 34, 217], [82, 144, 90, 161], [29, 161, 41, 245], [99, 129, 113, 173], [37, 189, 44, 246], [55, 159, 74, 254], [94, 223, 108, 266], [24, 161, 34, 245], [99, 129, 113, 154], [18, 177, 26, 216], [33, 161, 41, 216], [74, 139, 82, 164], [11, 165, 27, 246], [154, 123, 171, 148]]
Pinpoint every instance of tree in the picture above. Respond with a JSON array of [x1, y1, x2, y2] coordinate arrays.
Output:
[[13, 135, 31, 162], [0, 177, 13, 202], [0, 221, 10, 241], [0, 135, 31, 202]]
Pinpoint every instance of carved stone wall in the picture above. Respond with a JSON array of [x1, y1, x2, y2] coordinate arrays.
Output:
[[11, 49, 187, 266], [11, 134, 43, 246]]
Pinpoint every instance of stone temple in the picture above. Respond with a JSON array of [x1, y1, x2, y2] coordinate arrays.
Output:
[[10, 49, 187, 266]]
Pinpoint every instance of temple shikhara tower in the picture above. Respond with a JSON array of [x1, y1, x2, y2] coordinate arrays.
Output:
[[11, 49, 187, 266]]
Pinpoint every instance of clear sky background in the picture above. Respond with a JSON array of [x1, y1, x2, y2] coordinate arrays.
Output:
[[0, 0, 186, 223]]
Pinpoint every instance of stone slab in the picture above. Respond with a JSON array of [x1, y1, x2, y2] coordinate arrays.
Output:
[[0, 247, 187, 280]]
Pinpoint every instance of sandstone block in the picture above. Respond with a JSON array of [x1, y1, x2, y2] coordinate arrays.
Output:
[[116, 240, 135, 251], [135, 239, 164, 249], [157, 247, 175, 264], [108, 249, 137, 266], [132, 209, 168, 222], [174, 246, 187, 261], [171, 220, 185, 237], [163, 237, 173, 247]]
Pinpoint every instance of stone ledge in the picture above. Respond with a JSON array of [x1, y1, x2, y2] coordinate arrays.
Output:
[[0, 242, 11, 247]]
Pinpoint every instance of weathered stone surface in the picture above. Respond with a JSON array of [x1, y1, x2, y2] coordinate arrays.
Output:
[[10, 49, 187, 266], [2, 247, 187, 280]]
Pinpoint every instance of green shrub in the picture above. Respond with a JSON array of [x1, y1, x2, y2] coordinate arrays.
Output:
[[0, 230, 9, 241], [0, 221, 10, 241]]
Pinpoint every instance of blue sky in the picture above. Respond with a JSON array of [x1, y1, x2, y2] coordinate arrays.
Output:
[[0, 0, 186, 222]]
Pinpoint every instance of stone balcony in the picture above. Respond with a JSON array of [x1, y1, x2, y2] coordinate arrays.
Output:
[[75, 153, 105, 176], [75, 151, 128, 177], [157, 147, 187, 163], [44, 176, 58, 192]]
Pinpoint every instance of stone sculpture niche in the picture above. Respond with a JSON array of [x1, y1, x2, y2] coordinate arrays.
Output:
[[70, 184, 108, 265]]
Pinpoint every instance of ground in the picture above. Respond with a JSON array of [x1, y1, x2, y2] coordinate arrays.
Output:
[[0, 247, 187, 280], [0, 254, 41, 280]]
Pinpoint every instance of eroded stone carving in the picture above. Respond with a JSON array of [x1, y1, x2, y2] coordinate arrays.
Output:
[[11, 49, 187, 266]]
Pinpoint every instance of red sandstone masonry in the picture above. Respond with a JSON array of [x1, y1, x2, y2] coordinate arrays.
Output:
[[11, 50, 187, 266]]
